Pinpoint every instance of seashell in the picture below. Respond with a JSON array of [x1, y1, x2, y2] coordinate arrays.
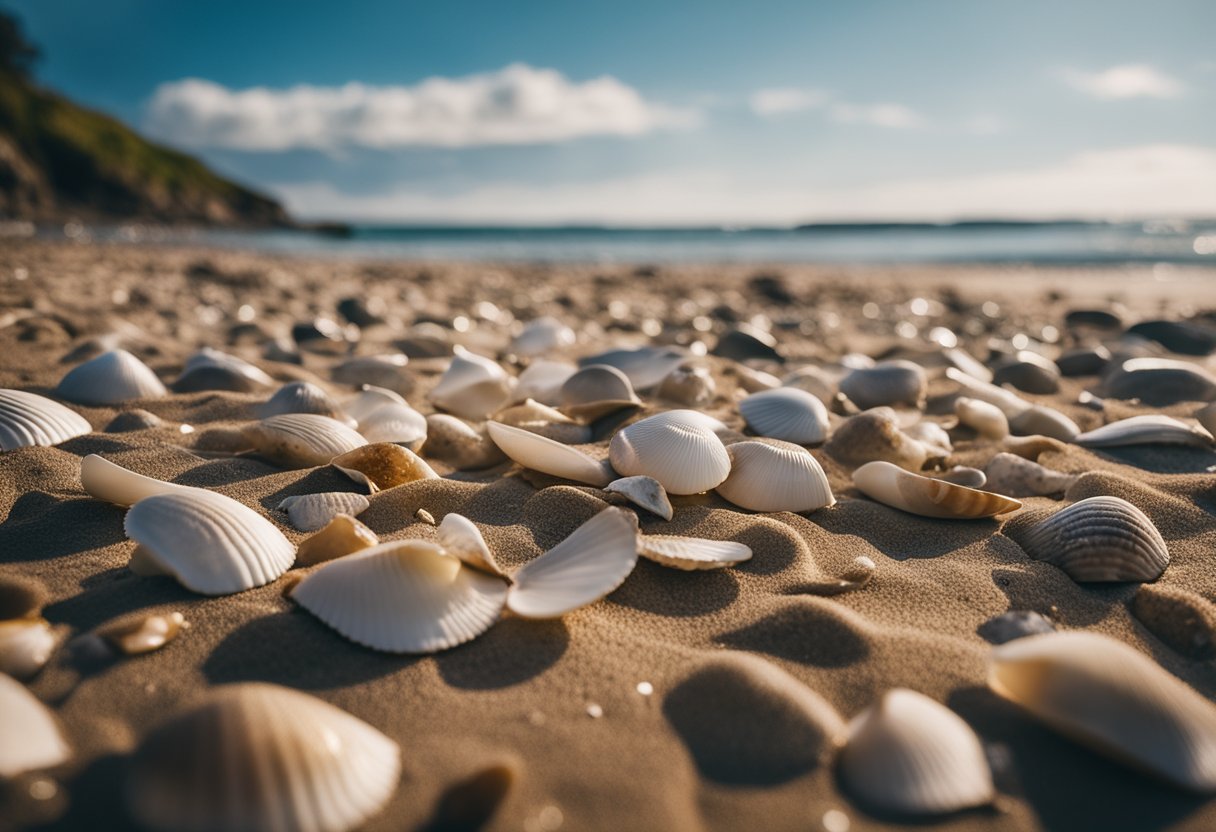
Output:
[[332, 354, 412, 395], [356, 401, 428, 448], [507, 508, 639, 618], [800, 555, 876, 596], [823, 407, 931, 472], [1074, 414, 1212, 449], [977, 610, 1057, 644], [0, 388, 91, 451], [839, 360, 927, 410], [127, 683, 399, 832], [1127, 319, 1216, 356], [992, 351, 1060, 395], [256, 381, 344, 420], [242, 413, 368, 468], [1076, 390, 1105, 411], [105, 409, 163, 432], [342, 385, 406, 424], [96, 611, 185, 656], [559, 364, 641, 420], [712, 325, 783, 363], [838, 688, 994, 816], [734, 364, 782, 393], [396, 325, 451, 359], [739, 387, 829, 445], [428, 346, 514, 420], [0, 672, 71, 777], [946, 367, 1029, 418], [937, 466, 986, 489], [656, 363, 716, 408], [579, 346, 689, 391], [296, 514, 379, 566], [56, 349, 167, 405], [278, 491, 370, 532], [1001, 434, 1069, 461], [852, 460, 1021, 519], [637, 535, 752, 570], [423, 414, 506, 470], [903, 420, 952, 457], [1007, 404, 1080, 442], [174, 348, 273, 393], [1101, 358, 1216, 406], [496, 399, 591, 444], [1009, 495, 1168, 582], [416, 508, 435, 525], [512, 359, 577, 405], [983, 453, 1077, 498], [487, 421, 612, 486], [1197, 402, 1216, 437], [125, 490, 295, 595], [1057, 345, 1111, 377], [944, 348, 993, 383], [0, 617, 60, 679], [988, 631, 1216, 792], [437, 513, 506, 577], [0, 573, 48, 619], [81, 454, 195, 507], [954, 396, 1008, 439], [716, 439, 835, 513], [292, 539, 507, 653], [331, 443, 439, 491], [509, 316, 575, 357], [608, 410, 731, 495], [781, 365, 836, 405], [604, 475, 674, 521]]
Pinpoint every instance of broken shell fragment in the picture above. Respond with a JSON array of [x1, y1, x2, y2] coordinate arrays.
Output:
[[278, 492, 370, 532], [608, 410, 731, 495], [81, 454, 195, 507], [437, 513, 506, 577], [983, 453, 1078, 498], [331, 442, 439, 491], [716, 439, 835, 513], [0, 672, 71, 777], [487, 421, 612, 486], [96, 611, 186, 656], [242, 413, 369, 468], [637, 535, 752, 570], [0, 388, 92, 451], [604, 475, 674, 521], [852, 460, 1021, 519], [739, 387, 830, 445], [1074, 415, 1213, 449], [56, 349, 167, 405], [295, 514, 379, 566]]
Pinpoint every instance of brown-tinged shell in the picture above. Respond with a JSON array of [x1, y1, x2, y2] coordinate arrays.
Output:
[[331, 442, 439, 491], [852, 461, 1021, 519], [296, 514, 380, 566]]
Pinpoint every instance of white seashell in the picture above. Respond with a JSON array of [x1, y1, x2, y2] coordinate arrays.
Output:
[[496, 399, 591, 444], [127, 683, 400, 832], [801, 555, 876, 596], [81, 454, 195, 507], [423, 414, 506, 470], [656, 363, 716, 408], [559, 364, 641, 420], [0, 618, 60, 679], [257, 381, 344, 420], [983, 453, 1077, 498], [946, 367, 1028, 418], [637, 535, 752, 570], [242, 413, 368, 468], [512, 359, 578, 405], [428, 346, 514, 420], [838, 688, 994, 815], [903, 420, 952, 456], [331, 443, 439, 491], [125, 490, 295, 595], [716, 439, 835, 513], [604, 475, 674, 520], [342, 385, 407, 424], [853, 460, 1021, 519], [509, 316, 575, 357], [954, 396, 1009, 439], [176, 348, 274, 392], [823, 407, 931, 472], [1074, 415, 1213, 448], [1007, 405, 1081, 442], [278, 492, 370, 532], [839, 360, 928, 411], [507, 507, 639, 618], [0, 388, 91, 451], [734, 364, 782, 393], [356, 401, 428, 448], [292, 539, 507, 653], [608, 410, 731, 495], [487, 421, 612, 486], [0, 672, 71, 777], [437, 513, 506, 577], [739, 387, 830, 445], [295, 514, 379, 566], [989, 631, 1216, 792], [332, 353, 412, 393], [56, 349, 167, 405], [945, 348, 993, 383], [577, 347, 688, 391]]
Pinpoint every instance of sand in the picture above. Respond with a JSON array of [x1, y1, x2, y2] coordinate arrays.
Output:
[[3, 239, 1216, 832]]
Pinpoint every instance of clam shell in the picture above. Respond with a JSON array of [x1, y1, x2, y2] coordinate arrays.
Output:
[[292, 539, 507, 653], [509, 316, 575, 357], [852, 460, 1021, 519], [608, 410, 731, 495], [604, 475, 674, 520], [1074, 415, 1213, 448], [982, 453, 1077, 498], [801, 555, 876, 596], [559, 364, 641, 420], [496, 399, 591, 444], [0, 388, 91, 450], [578, 347, 688, 391], [175, 348, 273, 393], [423, 414, 507, 470], [127, 683, 400, 832], [946, 367, 1028, 418], [0, 618, 60, 679], [838, 688, 994, 815], [989, 631, 1216, 792], [487, 421, 612, 486], [81, 454, 195, 507], [278, 492, 370, 532], [243, 413, 369, 468], [437, 513, 506, 577], [1011, 495, 1168, 582], [1007, 405, 1081, 442], [0, 672, 71, 777], [839, 360, 927, 411], [97, 611, 186, 656], [256, 381, 344, 420], [512, 360, 577, 405], [637, 535, 752, 570], [331, 443, 439, 491], [823, 407, 931, 472], [656, 363, 716, 408], [296, 514, 379, 566], [954, 396, 1009, 440], [56, 349, 167, 405], [716, 439, 835, 513], [342, 385, 407, 424], [739, 387, 829, 445], [428, 346, 513, 420], [332, 353, 412, 394], [507, 507, 639, 618], [356, 401, 428, 448]]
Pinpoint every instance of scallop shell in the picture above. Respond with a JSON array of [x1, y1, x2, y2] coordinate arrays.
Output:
[[438, 513, 506, 577], [739, 387, 829, 445], [292, 539, 507, 653], [1007, 405, 1081, 442], [56, 349, 167, 405], [839, 360, 928, 411], [1074, 415, 1213, 448], [332, 353, 412, 394], [852, 460, 1021, 519], [243, 413, 369, 468], [604, 475, 674, 521], [125, 490, 295, 595], [278, 492, 371, 532], [608, 410, 731, 495], [509, 316, 575, 357], [97, 611, 186, 656], [637, 535, 752, 570], [331, 443, 439, 492], [838, 688, 994, 815], [506, 508, 639, 619], [256, 381, 344, 420], [296, 514, 379, 566], [175, 348, 273, 393], [559, 364, 642, 420], [0, 672, 71, 777], [954, 396, 1009, 440], [428, 346, 514, 420], [946, 367, 1028, 418], [512, 360, 577, 405], [823, 407, 931, 472], [81, 454, 196, 507], [356, 401, 428, 448], [0, 617, 60, 679], [487, 421, 612, 486], [656, 363, 716, 408], [1011, 495, 1168, 582], [496, 399, 591, 444], [716, 439, 835, 513], [423, 414, 506, 470], [989, 631, 1216, 792], [0, 388, 91, 450], [127, 683, 400, 832], [342, 385, 407, 424]]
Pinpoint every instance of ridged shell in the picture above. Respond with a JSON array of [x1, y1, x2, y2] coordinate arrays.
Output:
[[1007, 405, 1081, 442], [838, 688, 994, 815], [954, 396, 1009, 440], [292, 539, 507, 653], [0, 618, 60, 679], [56, 349, 167, 405], [175, 348, 273, 393], [0, 672, 71, 777], [428, 346, 513, 420], [739, 387, 829, 445], [983, 453, 1078, 498], [512, 360, 577, 406], [559, 364, 641, 420], [852, 460, 1021, 519], [989, 631, 1216, 792], [509, 316, 575, 357], [356, 402, 428, 448], [637, 535, 752, 570], [125, 490, 295, 595], [296, 515, 379, 566], [487, 421, 612, 486], [716, 439, 835, 513], [507, 508, 639, 619], [127, 683, 400, 832], [257, 381, 344, 420], [81, 454, 196, 507], [604, 475, 674, 520], [423, 414, 506, 470], [608, 411, 731, 495], [278, 492, 371, 532], [331, 443, 439, 491], [656, 363, 716, 408], [1012, 495, 1168, 582], [438, 513, 505, 577], [946, 367, 1028, 418], [243, 414, 369, 468], [823, 407, 931, 472], [839, 360, 928, 411], [578, 347, 688, 391], [0, 388, 91, 450], [1074, 415, 1213, 448]]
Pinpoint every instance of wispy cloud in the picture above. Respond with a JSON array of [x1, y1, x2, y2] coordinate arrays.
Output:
[[144, 64, 697, 151], [749, 87, 830, 116], [750, 87, 925, 129], [1061, 64, 1183, 99], [829, 102, 924, 129]]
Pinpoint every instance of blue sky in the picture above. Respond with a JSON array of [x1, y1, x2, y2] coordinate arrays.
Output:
[[9, 0, 1216, 224]]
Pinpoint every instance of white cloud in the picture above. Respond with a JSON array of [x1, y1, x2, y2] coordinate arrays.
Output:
[[829, 102, 924, 129], [749, 88, 924, 128], [1061, 64, 1183, 99], [143, 64, 697, 151], [749, 87, 830, 115]]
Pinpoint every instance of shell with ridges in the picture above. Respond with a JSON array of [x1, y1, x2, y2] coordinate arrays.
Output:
[[739, 387, 829, 445], [81, 454, 196, 507], [0, 672, 71, 777], [0, 388, 91, 451], [637, 535, 752, 570], [278, 492, 370, 532], [437, 513, 506, 577], [1074, 415, 1213, 448], [852, 460, 1021, 519], [716, 439, 835, 513], [56, 349, 167, 405], [608, 410, 731, 495], [428, 346, 513, 420], [242, 414, 368, 468], [604, 475, 674, 520], [295, 514, 379, 566], [487, 421, 612, 486]]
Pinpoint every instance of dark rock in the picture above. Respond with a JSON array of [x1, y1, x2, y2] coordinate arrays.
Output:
[[712, 325, 783, 364], [1126, 319, 1216, 356], [1064, 309, 1122, 330], [992, 354, 1061, 394], [978, 610, 1057, 644], [337, 296, 387, 327], [1101, 361, 1216, 406], [749, 273, 795, 304], [1056, 346, 1110, 377], [292, 317, 358, 354]]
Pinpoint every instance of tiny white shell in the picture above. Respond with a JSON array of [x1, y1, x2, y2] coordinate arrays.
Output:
[[608, 410, 731, 495], [852, 460, 1021, 519], [56, 349, 167, 405], [716, 439, 835, 513], [0, 672, 71, 777], [437, 513, 506, 577], [637, 535, 752, 570], [428, 346, 514, 420], [278, 492, 371, 532], [0, 618, 60, 679], [604, 475, 674, 520], [242, 413, 369, 468], [954, 396, 1009, 440], [1074, 415, 1213, 448], [487, 421, 613, 486], [739, 387, 830, 445], [0, 388, 91, 451], [81, 454, 196, 507]]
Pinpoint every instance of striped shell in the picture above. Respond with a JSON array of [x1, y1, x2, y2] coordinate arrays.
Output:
[[608, 410, 731, 495], [0, 672, 71, 777], [437, 513, 505, 577], [1012, 496, 1168, 582], [0, 388, 91, 451], [1074, 415, 1213, 449], [637, 535, 752, 570], [739, 387, 830, 445], [428, 346, 513, 420], [278, 492, 370, 532], [257, 381, 344, 420], [852, 460, 1021, 519], [604, 475, 674, 521], [242, 414, 369, 468], [56, 349, 167, 405], [81, 454, 196, 507], [487, 421, 612, 486], [716, 439, 835, 513]]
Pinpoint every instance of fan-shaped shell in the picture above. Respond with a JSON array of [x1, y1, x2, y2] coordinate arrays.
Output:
[[242, 414, 368, 468], [257, 381, 344, 420], [296, 514, 379, 566], [356, 401, 428, 448], [423, 414, 506, 470], [81, 454, 195, 507], [175, 348, 273, 393], [954, 396, 1009, 440], [509, 316, 575, 357], [739, 387, 829, 445], [507, 508, 639, 618], [1074, 415, 1212, 448], [559, 364, 641, 420], [438, 513, 505, 576], [331, 443, 438, 491], [487, 421, 612, 486], [852, 460, 1021, 519], [823, 407, 931, 472], [604, 475, 674, 520], [278, 492, 370, 532], [608, 410, 731, 495], [0, 388, 91, 450], [0, 673, 71, 777], [56, 349, 167, 405], [428, 346, 513, 420], [0, 617, 60, 679], [127, 683, 400, 832], [839, 360, 928, 411], [716, 439, 835, 513], [637, 535, 752, 570], [292, 539, 507, 653]]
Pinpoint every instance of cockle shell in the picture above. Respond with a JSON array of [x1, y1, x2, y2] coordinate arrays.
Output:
[[127, 683, 400, 832], [604, 475, 674, 520], [839, 360, 928, 411], [823, 407, 931, 472], [332, 353, 412, 394], [637, 535, 752, 570], [1074, 415, 1213, 449], [559, 364, 642, 420], [437, 513, 506, 577], [96, 611, 186, 656], [428, 346, 514, 420], [838, 688, 994, 815], [989, 631, 1216, 792], [739, 387, 830, 445], [852, 460, 1021, 519], [512, 360, 577, 406], [0, 618, 60, 679], [608, 410, 731, 495], [507, 508, 639, 618], [954, 396, 1009, 440], [295, 514, 379, 566], [81, 454, 195, 507], [0, 388, 91, 450], [1007, 405, 1081, 442], [242, 414, 368, 468], [0, 673, 71, 777], [656, 363, 716, 408], [1009, 495, 1168, 582], [257, 381, 344, 420], [509, 316, 575, 357], [175, 348, 273, 393], [355, 401, 428, 448], [496, 399, 591, 444], [716, 439, 835, 513], [423, 414, 506, 470], [56, 349, 167, 405], [292, 539, 507, 653], [331, 443, 438, 491], [983, 453, 1077, 498], [278, 492, 370, 532], [487, 421, 612, 486]]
